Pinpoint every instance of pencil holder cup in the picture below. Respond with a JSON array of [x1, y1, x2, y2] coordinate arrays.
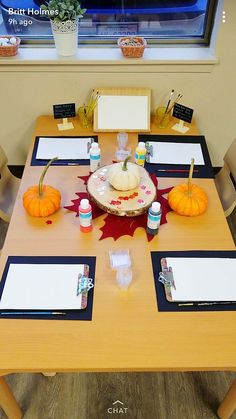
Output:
[[78, 106, 93, 129], [155, 106, 170, 129]]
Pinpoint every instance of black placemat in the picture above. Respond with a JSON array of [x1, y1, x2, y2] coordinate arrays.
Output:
[[0, 256, 96, 320], [138, 135, 214, 178], [31, 136, 98, 166], [151, 250, 236, 312]]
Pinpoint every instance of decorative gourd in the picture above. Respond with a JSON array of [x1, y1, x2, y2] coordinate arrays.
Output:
[[168, 159, 208, 216], [108, 157, 140, 191], [23, 157, 61, 217]]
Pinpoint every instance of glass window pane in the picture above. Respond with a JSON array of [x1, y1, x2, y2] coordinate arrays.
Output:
[[0, 0, 216, 44], [0, 0, 53, 39]]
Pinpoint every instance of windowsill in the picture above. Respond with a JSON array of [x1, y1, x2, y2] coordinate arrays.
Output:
[[0, 46, 218, 72]]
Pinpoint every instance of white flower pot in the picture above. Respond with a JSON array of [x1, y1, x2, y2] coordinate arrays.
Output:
[[51, 19, 78, 56]]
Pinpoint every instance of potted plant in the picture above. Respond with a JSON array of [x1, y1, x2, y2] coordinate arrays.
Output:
[[41, 0, 86, 56]]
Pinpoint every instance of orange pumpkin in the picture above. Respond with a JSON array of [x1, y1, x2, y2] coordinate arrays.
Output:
[[23, 157, 61, 217], [168, 159, 208, 217]]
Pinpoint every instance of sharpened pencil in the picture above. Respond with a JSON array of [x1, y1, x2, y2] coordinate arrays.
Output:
[[178, 302, 236, 307], [0, 311, 66, 315], [156, 169, 199, 173]]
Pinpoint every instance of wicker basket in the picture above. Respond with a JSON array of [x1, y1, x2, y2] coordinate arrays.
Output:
[[0, 36, 21, 57], [118, 36, 147, 58]]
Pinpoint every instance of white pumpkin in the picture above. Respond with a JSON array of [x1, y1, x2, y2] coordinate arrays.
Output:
[[108, 158, 140, 191]]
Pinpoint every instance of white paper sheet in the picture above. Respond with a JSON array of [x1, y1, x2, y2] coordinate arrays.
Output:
[[166, 258, 236, 301], [36, 137, 93, 160], [0, 264, 86, 309], [97, 95, 149, 130], [148, 142, 204, 165]]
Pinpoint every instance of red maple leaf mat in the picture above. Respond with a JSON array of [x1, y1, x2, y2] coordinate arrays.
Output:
[[64, 173, 173, 241]]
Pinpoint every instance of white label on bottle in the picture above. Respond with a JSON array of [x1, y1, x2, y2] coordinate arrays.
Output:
[[147, 213, 161, 230], [79, 211, 92, 227], [90, 158, 101, 172], [135, 152, 146, 167]]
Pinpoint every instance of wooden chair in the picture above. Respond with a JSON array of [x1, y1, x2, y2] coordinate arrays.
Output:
[[215, 139, 236, 218], [217, 379, 236, 419], [0, 375, 23, 419], [0, 146, 20, 223]]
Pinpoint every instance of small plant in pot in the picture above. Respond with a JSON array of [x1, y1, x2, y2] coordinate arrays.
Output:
[[41, 0, 86, 56], [118, 36, 147, 58]]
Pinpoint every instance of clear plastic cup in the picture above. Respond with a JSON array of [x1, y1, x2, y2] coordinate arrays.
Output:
[[155, 106, 170, 129], [116, 266, 133, 290], [117, 132, 128, 149]]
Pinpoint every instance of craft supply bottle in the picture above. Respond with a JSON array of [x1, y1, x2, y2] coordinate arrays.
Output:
[[90, 142, 101, 172], [79, 199, 93, 233], [147, 202, 162, 235], [135, 142, 146, 167]]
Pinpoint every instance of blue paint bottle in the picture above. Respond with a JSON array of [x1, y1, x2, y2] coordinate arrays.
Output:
[[147, 202, 162, 235], [90, 142, 101, 173]]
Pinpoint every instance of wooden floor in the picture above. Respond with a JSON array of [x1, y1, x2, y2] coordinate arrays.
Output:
[[0, 212, 236, 419], [1, 371, 236, 419]]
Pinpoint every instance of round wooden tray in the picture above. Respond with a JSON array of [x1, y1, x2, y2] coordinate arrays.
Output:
[[87, 164, 156, 217]]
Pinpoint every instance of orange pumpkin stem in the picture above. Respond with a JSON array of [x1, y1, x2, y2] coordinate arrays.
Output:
[[39, 157, 58, 197], [187, 158, 195, 196], [122, 156, 130, 171]]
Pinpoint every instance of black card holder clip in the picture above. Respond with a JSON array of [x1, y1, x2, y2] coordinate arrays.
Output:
[[158, 271, 175, 289], [158, 258, 176, 302], [145, 142, 153, 163], [87, 138, 95, 154], [77, 274, 94, 296]]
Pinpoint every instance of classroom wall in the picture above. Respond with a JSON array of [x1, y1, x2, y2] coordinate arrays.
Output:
[[0, 0, 235, 166]]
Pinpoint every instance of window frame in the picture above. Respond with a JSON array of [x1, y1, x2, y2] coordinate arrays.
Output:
[[0, 0, 218, 46]]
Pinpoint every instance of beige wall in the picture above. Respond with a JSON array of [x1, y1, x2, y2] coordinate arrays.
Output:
[[0, 0, 235, 166]]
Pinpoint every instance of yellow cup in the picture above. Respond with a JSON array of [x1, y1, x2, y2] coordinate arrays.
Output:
[[78, 106, 93, 129], [155, 106, 170, 129]]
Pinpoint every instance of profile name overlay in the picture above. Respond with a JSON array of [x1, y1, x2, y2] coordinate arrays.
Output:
[[8, 8, 59, 17]]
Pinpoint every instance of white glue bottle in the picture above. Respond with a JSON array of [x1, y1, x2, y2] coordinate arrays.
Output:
[[90, 142, 101, 172], [146, 202, 162, 235], [134, 142, 146, 167], [79, 199, 93, 233]]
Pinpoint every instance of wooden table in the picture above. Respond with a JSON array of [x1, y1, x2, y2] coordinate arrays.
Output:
[[0, 116, 235, 419]]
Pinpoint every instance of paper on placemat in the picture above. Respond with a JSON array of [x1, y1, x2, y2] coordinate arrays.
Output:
[[166, 258, 236, 301], [0, 264, 86, 309], [36, 137, 93, 160], [148, 142, 204, 165]]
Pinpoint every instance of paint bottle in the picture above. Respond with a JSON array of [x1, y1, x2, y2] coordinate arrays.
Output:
[[146, 202, 162, 235], [79, 199, 92, 233], [135, 142, 146, 167], [90, 142, 101, 172]]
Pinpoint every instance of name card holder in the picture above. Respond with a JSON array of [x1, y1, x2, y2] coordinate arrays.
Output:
[[53, 103, 76, 132], [172, 119, 189, 134], [172, 103, 193, 134], [57, 117, 74, 131]]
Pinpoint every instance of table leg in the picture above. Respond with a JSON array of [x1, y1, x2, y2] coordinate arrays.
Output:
[[217, 379, 236, 419], [0, 377, 23, 419]]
